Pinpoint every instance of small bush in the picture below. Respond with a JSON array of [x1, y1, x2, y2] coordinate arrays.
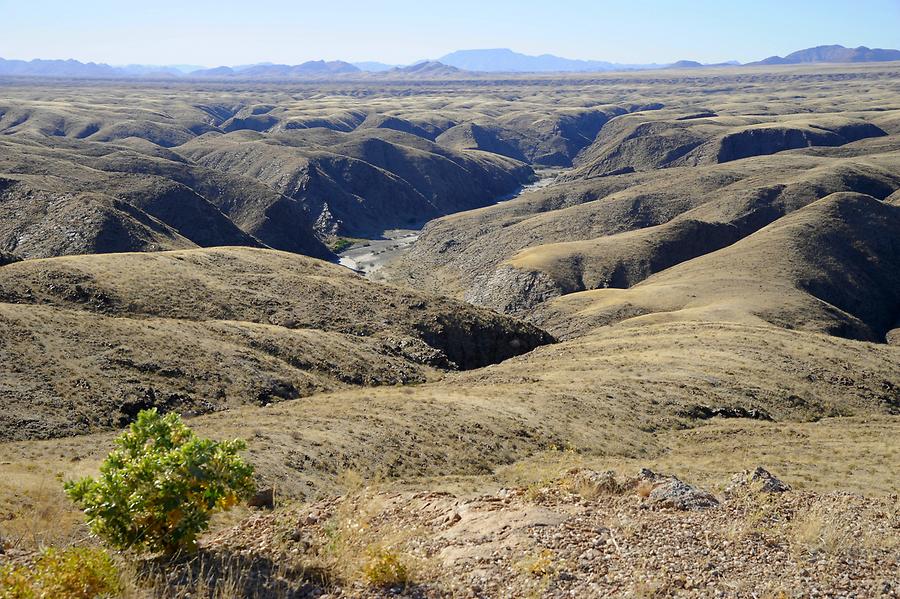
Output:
[[362, 546, 409, 587], [0, 547, 122, 599], [64, 409, 256, 555]]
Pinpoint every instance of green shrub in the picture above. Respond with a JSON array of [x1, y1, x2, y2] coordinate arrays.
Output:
[[0, 546, 122, 599], [64, 409, 256, 555], [328, 237, 355, 253]]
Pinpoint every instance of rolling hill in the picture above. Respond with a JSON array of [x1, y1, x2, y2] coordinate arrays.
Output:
[[0, 247, 551, 440]]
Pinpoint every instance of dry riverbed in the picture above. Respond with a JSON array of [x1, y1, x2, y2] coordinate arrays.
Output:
[[338, 170, 563, 278]]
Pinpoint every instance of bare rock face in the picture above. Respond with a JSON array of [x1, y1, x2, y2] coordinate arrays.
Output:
[[887, 324, 900, 345], [566, 468, 720, 510], [726, 467, 791, 494], [465, 265, 564, 313], [637, 468, 720, 510]]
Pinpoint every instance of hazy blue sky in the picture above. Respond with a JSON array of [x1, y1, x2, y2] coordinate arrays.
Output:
[[2, 0, 898, 66]]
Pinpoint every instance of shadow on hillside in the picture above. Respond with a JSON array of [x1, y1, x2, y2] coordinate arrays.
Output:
[[136, 547, 437, 598], [136, 548, 326, 598]]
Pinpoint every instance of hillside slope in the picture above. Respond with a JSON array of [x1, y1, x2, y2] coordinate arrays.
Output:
[[532, 193, 900, 342], [0, 247, 552, 440], [394, 142, 900, 301]]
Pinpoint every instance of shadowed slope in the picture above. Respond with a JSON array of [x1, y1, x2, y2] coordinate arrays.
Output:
[[0, 176, 199, 258], [179, 128, 533, 236], [0, 137, 334, 259], [533, 193, 900, 342]]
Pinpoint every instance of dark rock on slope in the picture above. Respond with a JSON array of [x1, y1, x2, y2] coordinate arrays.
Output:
[[0, 251, 20, 266]]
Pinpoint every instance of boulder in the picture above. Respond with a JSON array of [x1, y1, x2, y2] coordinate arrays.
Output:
[[726, 467, 791, 494], [248, 487, 276, 509], [637, 468, 719, 510]]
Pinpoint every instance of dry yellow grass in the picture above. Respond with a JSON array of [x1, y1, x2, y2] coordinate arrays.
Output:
[[1, 65, 898, 598], [3, 414, 895, 558], [494, 416, 900, 496]]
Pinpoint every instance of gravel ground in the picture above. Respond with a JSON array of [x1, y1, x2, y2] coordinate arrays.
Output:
[[202, 468, 900, 598]]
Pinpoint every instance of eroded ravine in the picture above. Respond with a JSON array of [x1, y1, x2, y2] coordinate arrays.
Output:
[[337, 168, 566, 279]]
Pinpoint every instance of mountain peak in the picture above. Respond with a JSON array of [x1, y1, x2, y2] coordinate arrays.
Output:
[[749, 44, 900, 66]]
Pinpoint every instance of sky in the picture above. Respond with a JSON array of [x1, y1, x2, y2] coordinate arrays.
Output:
[[1, 0, 898, 67]]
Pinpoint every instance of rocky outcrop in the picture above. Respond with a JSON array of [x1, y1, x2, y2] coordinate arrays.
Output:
[[195, 466, 900, 597], [465, 265, 564, 313], [678, 404, 773, 421], [888, 327, 900, 345], [565, 468, 720, 510], [637, 468, 720, 511], [726, 467, 791, 494]]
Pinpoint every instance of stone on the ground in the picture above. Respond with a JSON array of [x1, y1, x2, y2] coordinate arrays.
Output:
[[726, 466, 791, 494], [638, 468, 720, 510]]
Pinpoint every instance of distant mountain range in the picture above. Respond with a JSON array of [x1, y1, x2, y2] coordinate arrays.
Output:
[[667, 59, 742, 69], [1, 45, 897, 80], [747, 45, 900, 66], [190, 60, 361, 78], [0, 58, 209, 78], [436, 48, 663, 72]]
